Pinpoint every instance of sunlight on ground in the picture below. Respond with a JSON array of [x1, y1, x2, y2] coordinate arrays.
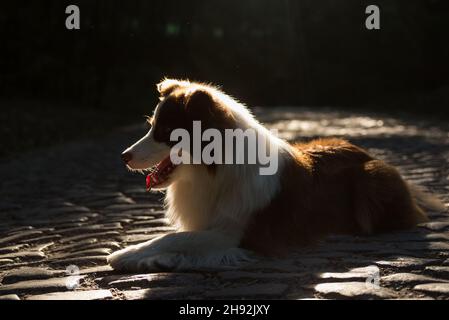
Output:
[[259, 108, 449, 142]]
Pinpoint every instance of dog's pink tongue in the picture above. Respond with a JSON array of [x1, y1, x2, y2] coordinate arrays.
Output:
[[145, 157, 172, 191], [146, 173, 161, 191]]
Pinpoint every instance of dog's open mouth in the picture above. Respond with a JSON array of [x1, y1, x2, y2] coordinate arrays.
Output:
[[146, 156, 177, 191]]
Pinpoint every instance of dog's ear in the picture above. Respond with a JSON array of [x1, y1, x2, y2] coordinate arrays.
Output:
[[184, 88, 215, 119], [185, 88, 235, 128], [157, 78, 183, 97]]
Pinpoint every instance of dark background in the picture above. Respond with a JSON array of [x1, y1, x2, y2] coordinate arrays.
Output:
[[1, 0, 448, 157]]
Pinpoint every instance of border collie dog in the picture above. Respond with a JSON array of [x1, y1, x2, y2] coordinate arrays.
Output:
[[108, 78, 441, 272]]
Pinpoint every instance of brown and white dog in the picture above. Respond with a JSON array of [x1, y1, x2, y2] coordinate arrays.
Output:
[[108, 78, 443, 272]]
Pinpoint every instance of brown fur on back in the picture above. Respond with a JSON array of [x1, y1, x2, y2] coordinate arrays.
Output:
[[240, 138, 427, 256]]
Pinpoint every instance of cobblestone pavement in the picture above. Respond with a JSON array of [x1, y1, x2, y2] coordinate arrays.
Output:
[[0, 107, 448, 300]]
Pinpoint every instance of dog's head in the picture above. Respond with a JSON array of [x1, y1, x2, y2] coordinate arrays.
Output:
[[121, 79, 236, 190]]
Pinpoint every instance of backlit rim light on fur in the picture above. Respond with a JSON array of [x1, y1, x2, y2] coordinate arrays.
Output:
[[108, 78, 442, 273], [169, 121, 280, 175]]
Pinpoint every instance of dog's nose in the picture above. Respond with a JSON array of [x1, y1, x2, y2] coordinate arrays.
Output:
[[121, 151, 133, 164]]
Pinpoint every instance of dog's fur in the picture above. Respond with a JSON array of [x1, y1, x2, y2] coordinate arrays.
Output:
[[108, 79, 442, 272]]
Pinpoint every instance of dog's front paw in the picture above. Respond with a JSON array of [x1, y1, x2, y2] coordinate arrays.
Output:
[[107, 246, 179, 272], [107, 245, 139, 272], [108, 247, 259, 272]]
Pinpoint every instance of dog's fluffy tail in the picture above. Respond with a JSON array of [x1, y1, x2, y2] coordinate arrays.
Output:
[[408, 183, 446, 218]]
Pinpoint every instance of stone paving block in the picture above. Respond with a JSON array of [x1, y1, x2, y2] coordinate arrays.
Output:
[[33, 242, 54, 252], [49, 239, 98, 253], [77, 241, 121, 251], [205, 283, 289, 298], [414, 283, 449, 295], [79, 265, 113, 275], [301, 251, 352, 259], [28, 227, 55, 233], [373, 231, 438, 243], [0, 276, 85, 295], [104, 204, 159, 212], [59, 231, 120, 243], [295, 257, 333, 269], [0, 294, 20, 300], [0, 230, 43, 245], [0, 251, 45, 260], [315, 242, 396, 253], [242, 260, 299, 273], [0, 259, 14, 266], [54, 248, 112, 259], [0, 244, 28, 255], [51, 222, 87, 230], [421, 221, 449, 232], [105, 212, 148, 219], [424, 266, 449, 277], [92, 197, 135, 207], [217, 271, 306, 280], [136, 211, 166, 218], [49, 214, 90, 225], [333, 257, 377, 266], [381, 273, 447, 286], [2, 267, 65, 284], [40, 216, 90, 226], [320, 266, 380, 281], [132, 218, 170, 227], [45, 206, 91, 215], [390, 296, 435, 300], [123, 286, 208, 300], [79, 191, 130, 203], [119, 234, 164, 245], [375, 257, 438, 268], [0, 261, 42, 271], [49, 255, 108, 267], [101, 273, 204, 289], [74, 191, 126, 201], [315, 282, 398, 299], [56, 223, 123, 235], [6, 226, 35, 234], [394, 241, 449, 252], [98, 218, 133, 225], [125, 226, 176, 235], [20, 235, 62, 244], [425, 233, 449, 241], [27, 289, 113, 300]]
